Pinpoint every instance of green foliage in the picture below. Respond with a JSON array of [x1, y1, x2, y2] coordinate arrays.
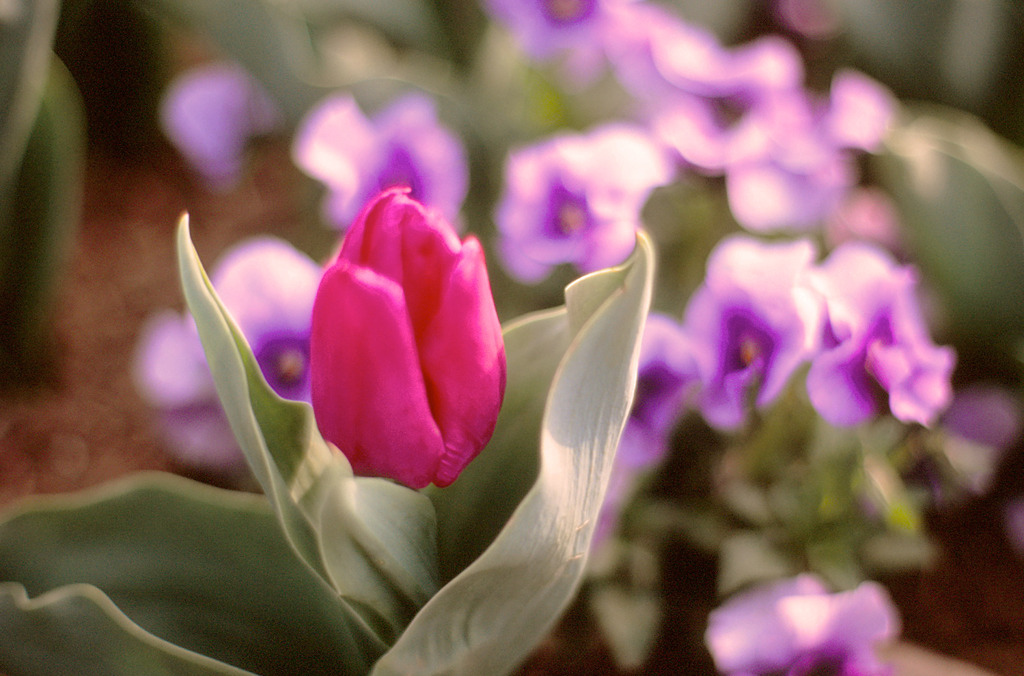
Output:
[[0, 221, 653, 675], [880, 106, 1024, 344], [0, 56, 84, 390], [0, 474, 379, 676], [378, 233, 653, 675]]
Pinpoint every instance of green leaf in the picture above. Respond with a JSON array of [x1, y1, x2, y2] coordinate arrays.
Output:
[[0, 0, 60, 193], [318, 477, 440, 644], [373, 233, 655, 676], [426, 305, 570, 581], [0, 56, 84, 390], [177, 216, 438, 644], [0, 473, 377, 676], [879, 107, 1024, 342]]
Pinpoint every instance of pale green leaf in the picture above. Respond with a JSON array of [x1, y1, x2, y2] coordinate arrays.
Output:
[[426, 305, 570, 581], [0, 473, 376, 676], [0, 584, 252, 676], [373, 233, 654, 676], [318, 476, 440, 644], [177, 215, 341, 584], [177, 217, 438, 643]]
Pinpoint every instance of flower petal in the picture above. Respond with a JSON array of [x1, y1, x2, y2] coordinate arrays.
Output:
[[310, 262, 445, 489]]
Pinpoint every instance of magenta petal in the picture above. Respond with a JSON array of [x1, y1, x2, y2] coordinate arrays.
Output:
[[416, 236, 507, 486], [310, 262, 445, 489]]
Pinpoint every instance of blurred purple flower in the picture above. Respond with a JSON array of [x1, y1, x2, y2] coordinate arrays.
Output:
[[724, 70, 892, 233], [826, 70, 896, 154], [653, 61, 893, 232], [484, 0, 615, 81], [774, 0, 840, 39], [160, 62, 281, 190], [134, 237, 322, 470], [723, 91, 857, 232], [706, 574, 900, 676], [649, 47, 801, 172], [597, 313, 697, 544], [824, 187, 904, 255], [495, 123, 672, 282], [943, 384, 1022, 452], [1003, 498, 1024, 557], [603, 3, 738, 104], [683, 236, 822, 430], [293, 92, 468, 228], [806, 242, 955, 427]]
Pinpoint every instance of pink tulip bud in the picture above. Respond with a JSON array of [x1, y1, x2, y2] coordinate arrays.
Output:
[[310, 188, 507, 489]]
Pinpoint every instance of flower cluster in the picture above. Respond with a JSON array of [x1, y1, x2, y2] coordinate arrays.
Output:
[[293, 92, 468, 229], [134, 236, 321, 470], [488, 1, 895, 236], [620, 235, 954, 439], [705, 574, 900, 676]]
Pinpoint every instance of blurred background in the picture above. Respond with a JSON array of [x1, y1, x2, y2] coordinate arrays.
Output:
[[2, 0, 1024, 673]]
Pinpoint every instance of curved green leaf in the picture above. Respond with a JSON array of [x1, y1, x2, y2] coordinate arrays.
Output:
[[0, 473, 376, 676], [0, 584, 251, 676], [318, 476, 440, 644], [879, 107, 1024, 341], [426, 305, 570, 582], [374, 233, 655, 675], [177, 217, 438, 644]]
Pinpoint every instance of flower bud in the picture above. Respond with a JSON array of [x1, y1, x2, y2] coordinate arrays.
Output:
[[310, 188, 506, 489]]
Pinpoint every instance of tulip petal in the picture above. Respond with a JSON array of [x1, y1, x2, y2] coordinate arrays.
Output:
[[416, 236, 507, 486], [311, 261, 445, 489]]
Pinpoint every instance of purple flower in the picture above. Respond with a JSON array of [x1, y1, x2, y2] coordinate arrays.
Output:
[[134, 237, 322, 470], [706, 574, 900, 676], [826, 70, 896, 154], [774, 0, 839, 39], [943, 383, 1022, 452], [683, 236, 822, 430], [209, 238, 323, 402], [310, 189, 506, 489], [134, 311, 240, 471], [160, 62, 281, 190], [824, 187, 903, 255], [484, 0, 615, 81], [723, 95, 855, 231], [727, 71, 893, 233], [805, 242, 955, 427], [653, 60, 894, 233], [603, 3, 736, 104], [597, 313, 697, 544], [1004, 498, 1024, 557], [495, 123, 672, 282], [648, 39, 805, 178], [293, 92, 468, 228]]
